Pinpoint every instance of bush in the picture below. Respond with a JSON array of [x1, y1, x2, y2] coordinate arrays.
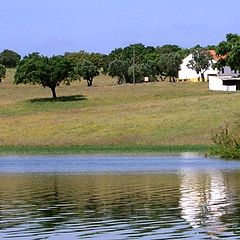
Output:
[[0, 64, 6, 82], [211, 123, 240, 159]]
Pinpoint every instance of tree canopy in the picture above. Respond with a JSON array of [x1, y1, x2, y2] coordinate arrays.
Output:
[[0, 64, 6, 82], [163, 52, 183, 82], [216, 33, 240, 73], [0, 49, 21, 68], [106, 44, 186, 83], [14, 53, 74, 98], [74, 60, 99, 87], [108, 59, 130, 84], [108, 44, 155, 66], [187, 47, 213, 81], [65, 50, 107, 70]]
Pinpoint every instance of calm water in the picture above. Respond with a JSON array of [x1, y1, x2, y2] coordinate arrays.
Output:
[[1, 155, 240, 239]]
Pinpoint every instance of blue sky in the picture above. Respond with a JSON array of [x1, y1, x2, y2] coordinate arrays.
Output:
[[1, 0, 239, 56]]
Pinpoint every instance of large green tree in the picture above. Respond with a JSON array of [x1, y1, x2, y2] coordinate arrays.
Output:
[[65, 50, 107, 70], [74, 60, 99, 87], [128, 64, 144, 83], [141, 60, 159, 82], [0, 49, 21, 68], [187, 47, 212, 81], [157, 52, 182, 82], [108, 59, 130, 84], [14, 53, 74, 98], [144, 44, 187, 81], [0, 64, 6, 82], [216, 33, 240, 73], [108, 44, 155, 66], [165, 53, 183, 82]]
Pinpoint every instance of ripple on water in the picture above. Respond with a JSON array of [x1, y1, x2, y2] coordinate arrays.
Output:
[[0, 157, 240, 239]]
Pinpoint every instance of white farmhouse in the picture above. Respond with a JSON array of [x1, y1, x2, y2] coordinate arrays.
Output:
[[178, 50, 236, 82]]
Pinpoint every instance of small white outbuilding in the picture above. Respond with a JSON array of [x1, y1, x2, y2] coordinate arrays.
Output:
[[209, 76, 240, 91]]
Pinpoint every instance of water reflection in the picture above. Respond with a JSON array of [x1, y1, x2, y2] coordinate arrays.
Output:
[[0, 171, 240, 239], [179, 170, 237, 238], [0, 174, 182, 239]]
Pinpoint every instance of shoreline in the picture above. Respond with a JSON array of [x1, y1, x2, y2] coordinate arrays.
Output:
[[0, 145, 213, 156]]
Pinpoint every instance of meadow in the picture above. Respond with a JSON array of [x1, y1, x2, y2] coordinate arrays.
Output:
[[0, 69, 239, 154]]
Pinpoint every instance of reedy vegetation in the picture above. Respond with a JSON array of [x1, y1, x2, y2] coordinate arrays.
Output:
[[211, 121, 240, 159]]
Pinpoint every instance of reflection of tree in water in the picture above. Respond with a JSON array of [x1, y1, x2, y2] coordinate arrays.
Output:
[[0, 175, 79, 235], [34, 175, 66, 230], [0, 174, 183, 236], [1, 173, 240, 238]]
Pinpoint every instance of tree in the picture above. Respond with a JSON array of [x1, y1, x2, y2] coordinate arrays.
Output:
[[187, 47, 212, 81], [157, 52, 182, 82], [0, 64, 6, 82], [14, 53, 74, 98], [128, 64, 144, 83], [215, 33, 240, 73], [65, 50, 107, 70], [155, 44, 182, 55], [74, 60, 99, 87], [141, 60, 159, 82], [108, 44, 155, 66], [108, 59, 130, 84], [0, 49, 21, 68], [165, 53, 183, 82], [143, 44, 186, 81]]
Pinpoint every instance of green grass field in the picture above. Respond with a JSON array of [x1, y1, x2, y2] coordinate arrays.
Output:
[[0, 69, 239, 154]]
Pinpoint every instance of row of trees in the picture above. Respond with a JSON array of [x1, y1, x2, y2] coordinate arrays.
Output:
[[106, 44, 187, 83], [1, 33, 240, 98], [14, 53, 100, 98], [12, 44, 193, 98]]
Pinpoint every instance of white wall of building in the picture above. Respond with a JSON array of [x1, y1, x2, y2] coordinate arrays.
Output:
[[178, 54, 237, 82], [178, 54, 218, 81], [209, 76, 236, 91]]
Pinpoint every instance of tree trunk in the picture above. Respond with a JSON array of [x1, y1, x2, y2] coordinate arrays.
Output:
[[123, 75, 126, 84], [50, 87, 57, 99], [117, 78, 122, 84], [201, 73, 205, 82], [87, 78, 93, 87]]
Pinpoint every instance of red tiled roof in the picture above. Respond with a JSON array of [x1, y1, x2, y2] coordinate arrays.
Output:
[[209, 50, 226, 61]]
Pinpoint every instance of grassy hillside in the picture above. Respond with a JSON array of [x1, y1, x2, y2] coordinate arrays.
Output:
[[0, 69, 239, 149]]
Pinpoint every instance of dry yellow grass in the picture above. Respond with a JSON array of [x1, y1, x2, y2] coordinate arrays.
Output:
[[0, 69, 239, 146]]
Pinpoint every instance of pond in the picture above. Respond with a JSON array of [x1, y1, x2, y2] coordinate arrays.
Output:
[[1, 155, 240, 239]]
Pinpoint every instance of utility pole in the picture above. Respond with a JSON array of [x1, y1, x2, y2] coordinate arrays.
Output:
[[133, 47, 135, 85]]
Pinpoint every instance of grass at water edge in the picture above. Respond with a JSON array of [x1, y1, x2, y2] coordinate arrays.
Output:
[[0, 145, 213, 156]]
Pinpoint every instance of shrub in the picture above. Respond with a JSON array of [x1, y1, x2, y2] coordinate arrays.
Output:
[[211, 123, 240, 159], [0, 64, 6, 82]]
